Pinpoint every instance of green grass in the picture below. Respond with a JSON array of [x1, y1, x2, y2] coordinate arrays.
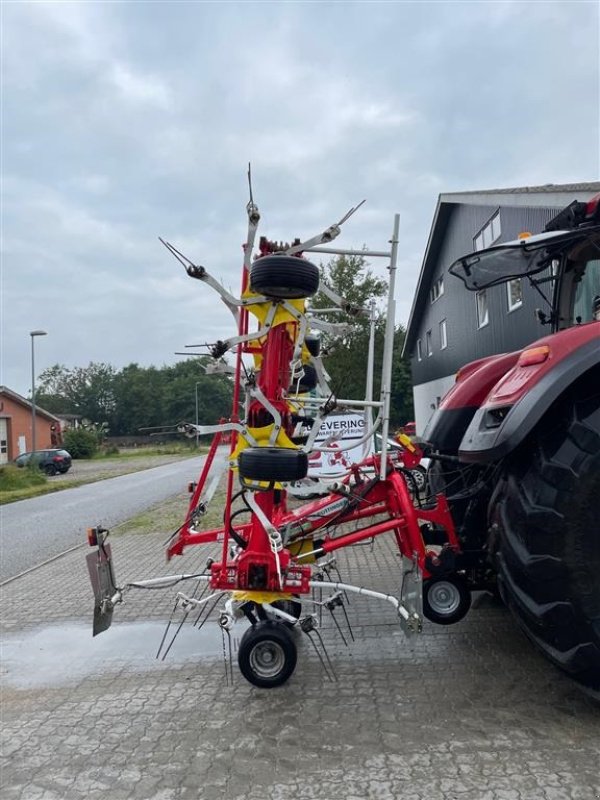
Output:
[[0, 465, 96, 503], [117, 479, 233, 538], [0, 465, 46, 502]]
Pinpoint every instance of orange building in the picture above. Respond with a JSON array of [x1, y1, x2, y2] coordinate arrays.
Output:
[[0, 386, 62, 464]]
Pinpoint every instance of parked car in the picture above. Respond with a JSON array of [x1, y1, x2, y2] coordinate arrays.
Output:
[[13, 449, 72, 475]]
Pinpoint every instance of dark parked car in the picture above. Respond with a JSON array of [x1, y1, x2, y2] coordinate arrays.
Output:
[[14, 449, 72, 475]]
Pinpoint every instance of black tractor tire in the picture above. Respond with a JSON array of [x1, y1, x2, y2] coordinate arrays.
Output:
[[238, 447, 308, 482], [489, 372, 600, 689], [304, 334, 321, 357], [238, 621, 297, 688], [250, 255, 320, 299], [423, 575, 471, 625]]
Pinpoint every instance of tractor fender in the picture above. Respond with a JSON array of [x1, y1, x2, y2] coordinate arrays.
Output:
[[458, 328, 600, 463], [423, 351, 520, 453]]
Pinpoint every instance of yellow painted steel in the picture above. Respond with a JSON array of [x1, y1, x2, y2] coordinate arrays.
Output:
[[232, 590, 293, 604]]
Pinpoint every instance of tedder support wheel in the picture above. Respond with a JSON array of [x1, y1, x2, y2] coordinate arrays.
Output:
[[238, 621, 298, 688], [238, 447, 308, 482], [423, 576, 471, 625], [290, 364, 317, 393], [489, 371, 600, 689], [250, 255, 320, 299]]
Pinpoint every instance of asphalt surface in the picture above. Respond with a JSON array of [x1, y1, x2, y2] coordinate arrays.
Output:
[[0, 455, 210, 581], [1, 529, 599, 800]]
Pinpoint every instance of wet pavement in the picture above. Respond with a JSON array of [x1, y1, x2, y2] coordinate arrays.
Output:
[[1, 527, 599, 800]]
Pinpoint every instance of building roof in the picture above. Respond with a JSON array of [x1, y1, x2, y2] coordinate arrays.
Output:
[[0, 386, 61, 422], [402, 182, 600, 357]]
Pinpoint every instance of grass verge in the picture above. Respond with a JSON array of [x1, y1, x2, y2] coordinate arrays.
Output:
[[117, 482, 230, 538], [93, 443, 205, 460]]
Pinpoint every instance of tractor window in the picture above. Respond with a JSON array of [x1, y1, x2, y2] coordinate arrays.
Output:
[[573, 259, 600, 323]]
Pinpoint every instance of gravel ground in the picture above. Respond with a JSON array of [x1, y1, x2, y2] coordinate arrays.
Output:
[[50, 452, 197, 484]]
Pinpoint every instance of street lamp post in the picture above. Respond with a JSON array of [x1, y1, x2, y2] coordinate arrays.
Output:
[[30, 330, 47, 453]]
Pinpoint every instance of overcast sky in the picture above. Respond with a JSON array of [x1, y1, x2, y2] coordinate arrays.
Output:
[[3, 0, 599, 397]]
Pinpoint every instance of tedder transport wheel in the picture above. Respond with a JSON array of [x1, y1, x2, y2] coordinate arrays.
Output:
[[489, 372, 600, 689], [409, 465, 427, 493], [304, 334, 321, 357], [250, 255, 320, 299], [238, 447, 308, 482], [423, 576, 471, 625], [238, 621, 297, 688]]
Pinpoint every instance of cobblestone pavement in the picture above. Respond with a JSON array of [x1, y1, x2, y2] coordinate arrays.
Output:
[[1, 524, 599, 800]]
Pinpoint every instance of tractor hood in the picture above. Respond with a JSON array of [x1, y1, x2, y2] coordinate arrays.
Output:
[[449, 225, 600, 291]]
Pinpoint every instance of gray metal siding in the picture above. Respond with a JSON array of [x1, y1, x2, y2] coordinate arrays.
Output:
[[410, 204, 558, 385]]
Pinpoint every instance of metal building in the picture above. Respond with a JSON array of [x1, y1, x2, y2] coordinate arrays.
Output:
[[403, 182, 600, 433]]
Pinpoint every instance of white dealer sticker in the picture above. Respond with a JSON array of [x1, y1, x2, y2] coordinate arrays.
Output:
[[308, 413, 374, 477]]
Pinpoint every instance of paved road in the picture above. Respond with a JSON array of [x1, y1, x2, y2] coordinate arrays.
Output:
[[1, 530, 599, 800], [0, 455, 215, 581]]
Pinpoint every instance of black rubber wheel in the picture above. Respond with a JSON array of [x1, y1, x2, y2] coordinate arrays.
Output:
[[238, 621, 297, 688], [409, 466, 427, 492], [489, 371, 600, 689], [423, 575, 471, 625], [305, 334, 321, 357], [44, 464, 57, 476], [290, 364, 317, 393], [250, 255, 320, 299], [238, 447, 308, 482]]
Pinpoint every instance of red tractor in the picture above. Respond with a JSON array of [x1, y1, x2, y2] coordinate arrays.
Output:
[[424, 196, 600, 690]]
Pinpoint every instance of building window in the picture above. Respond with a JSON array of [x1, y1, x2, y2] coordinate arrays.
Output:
[[476, 290, 489, 328], [430, 276, 444, 303], [507, 278, 523, 311], [426, 329, 433, 356], [416, 339, 422, 361], [439, 319, 447, 349], [474, 211, 501, 251]]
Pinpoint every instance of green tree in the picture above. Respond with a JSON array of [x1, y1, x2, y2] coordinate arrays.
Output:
[[309, 254, 414, 424], [63, 428, 99, 458], [37, 362, 117, 425]]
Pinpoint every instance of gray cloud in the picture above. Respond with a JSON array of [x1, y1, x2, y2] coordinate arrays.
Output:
[[3, 0, 598, 395]]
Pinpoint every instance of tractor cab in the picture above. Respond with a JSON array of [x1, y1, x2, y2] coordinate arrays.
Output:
[[449, 194, 600, 330]]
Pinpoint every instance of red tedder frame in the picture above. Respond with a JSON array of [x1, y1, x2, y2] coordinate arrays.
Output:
[[164, 208, 461, 602]]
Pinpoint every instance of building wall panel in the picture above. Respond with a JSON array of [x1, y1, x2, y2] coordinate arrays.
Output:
[[410, 203, 558, 387]]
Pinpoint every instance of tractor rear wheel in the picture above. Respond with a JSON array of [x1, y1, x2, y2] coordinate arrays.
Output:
[[489, 371, 600, 689]]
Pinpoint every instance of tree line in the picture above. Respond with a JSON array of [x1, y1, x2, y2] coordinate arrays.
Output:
[[35, 255, 414, 436], [36, 359, 234, 437]]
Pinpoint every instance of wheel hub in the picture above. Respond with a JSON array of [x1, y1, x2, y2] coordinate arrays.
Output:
[[249, 640, 285, 678], [428, 581, 461, 615]]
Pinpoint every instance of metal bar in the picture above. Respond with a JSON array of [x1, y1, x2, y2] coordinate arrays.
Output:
[[379, 213, 400, 480], [320, 517, 403, 552], [304, 246, 392, 258], [309, 580, 409, 621]]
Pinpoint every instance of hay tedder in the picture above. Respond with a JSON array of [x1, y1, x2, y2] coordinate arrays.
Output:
[[87, 179, 470, 688]]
